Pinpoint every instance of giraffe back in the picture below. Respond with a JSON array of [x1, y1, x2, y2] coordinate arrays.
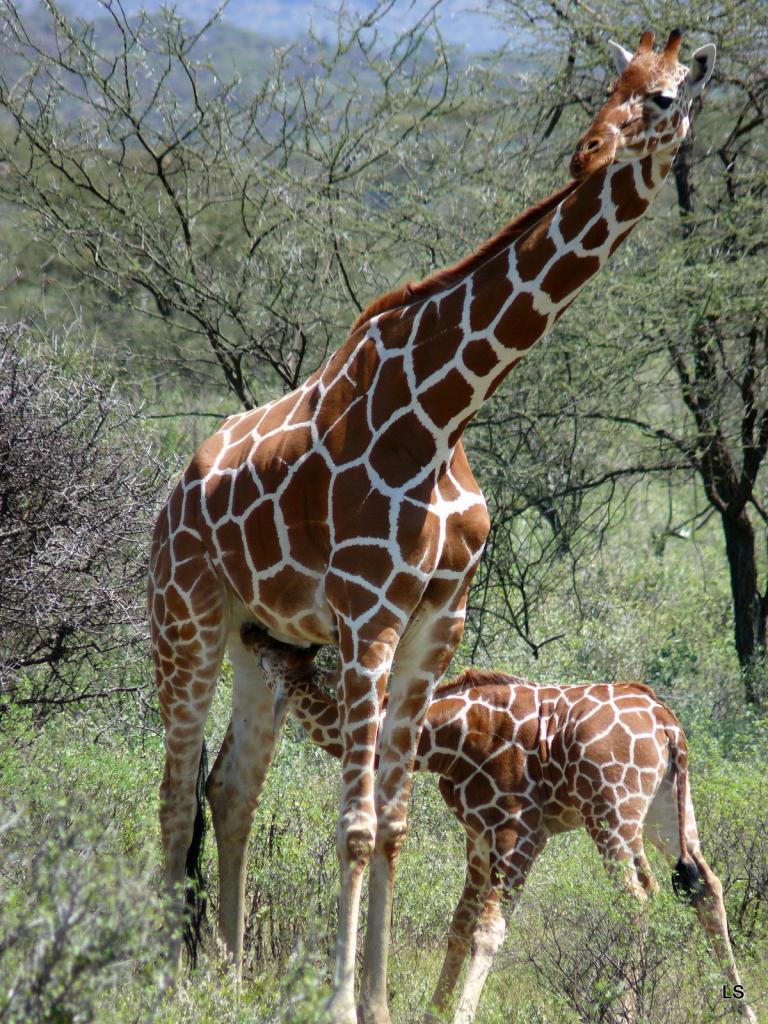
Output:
[[419, 678, 684, 834]]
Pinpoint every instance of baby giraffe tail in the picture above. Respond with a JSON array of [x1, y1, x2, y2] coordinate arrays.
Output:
[[667, 730, 705, 904]]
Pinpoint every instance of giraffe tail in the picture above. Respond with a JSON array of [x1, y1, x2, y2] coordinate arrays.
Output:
[[666, 728, 705, 905], [183, 738, 209, 967]]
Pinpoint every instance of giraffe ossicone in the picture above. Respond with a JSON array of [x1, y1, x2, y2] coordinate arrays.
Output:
[[243, 626, 756, 1024], [148, 28, 715, 1024]]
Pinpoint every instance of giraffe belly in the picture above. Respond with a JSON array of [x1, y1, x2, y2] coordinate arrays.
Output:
[[237, 595, 337, 647], [221, 566, 337, 647]]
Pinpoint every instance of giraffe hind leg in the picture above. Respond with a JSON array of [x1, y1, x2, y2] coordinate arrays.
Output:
[[647, 785, 757, 1022], [155, 640, 226, 971], [585, 812, 656, 1023], [587, 809, 657, 901], [687, 856, 758, 1022], [150, 545, 228, 972], [182, 738, 209, 966]]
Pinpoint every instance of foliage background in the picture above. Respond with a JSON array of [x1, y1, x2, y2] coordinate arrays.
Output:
[[0, 1, 766, 1021]]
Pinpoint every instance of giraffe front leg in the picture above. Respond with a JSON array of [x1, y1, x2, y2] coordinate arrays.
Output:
[[328, 621, 398, 1024], [205, 632, 281, 970], [360, 597, 467, 1024], [452, 824, 544, 1024], [424, 827, 491, 1024]]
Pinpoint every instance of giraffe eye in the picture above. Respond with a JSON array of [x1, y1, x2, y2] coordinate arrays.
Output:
[[651, 93, 674, 109]]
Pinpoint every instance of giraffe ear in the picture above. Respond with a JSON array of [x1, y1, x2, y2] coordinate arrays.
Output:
[[607, 40, 634, 75], [687, 43, 716, 96], [271, 684, 290, 736]]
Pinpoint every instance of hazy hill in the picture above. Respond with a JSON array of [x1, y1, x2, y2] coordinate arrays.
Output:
[[121, 0, 507, 52], [11, 0, 507, 54]]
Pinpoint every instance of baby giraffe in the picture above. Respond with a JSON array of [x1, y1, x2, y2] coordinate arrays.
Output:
[[240, 624, 756, 1024]]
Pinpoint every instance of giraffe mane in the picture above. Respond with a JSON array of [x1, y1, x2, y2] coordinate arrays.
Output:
[[349, 179, 580, 333], [431, 667, 526, 698]]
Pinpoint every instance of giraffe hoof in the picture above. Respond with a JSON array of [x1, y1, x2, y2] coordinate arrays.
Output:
[[326, 992, 358, 1024], [358, 1005, 392, 1024]]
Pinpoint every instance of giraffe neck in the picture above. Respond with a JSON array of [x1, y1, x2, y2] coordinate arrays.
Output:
[[279, 672, 345, 760], [365, 151, 673, 449], [278, 670, 450, 772]]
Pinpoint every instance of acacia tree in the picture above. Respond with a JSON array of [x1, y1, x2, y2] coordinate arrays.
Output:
[[0, 0, 518, 402]]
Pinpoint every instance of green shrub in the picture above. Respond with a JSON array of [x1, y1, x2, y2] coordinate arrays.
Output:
[[0, 801, 167, 1024]]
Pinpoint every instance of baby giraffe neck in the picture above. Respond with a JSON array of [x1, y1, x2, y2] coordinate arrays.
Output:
[[279, 670, 452, 771], [281, 673, 345, 760]]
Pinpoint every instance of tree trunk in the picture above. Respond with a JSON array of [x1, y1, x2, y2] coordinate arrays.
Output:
[[720, 507, 765, 703]]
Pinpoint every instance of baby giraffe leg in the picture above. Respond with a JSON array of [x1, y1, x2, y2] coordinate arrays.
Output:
[[646, 776, 757, 1022], [688, 854, 757, 1023], [452, 825, 543, 1024], [587, 814, 654, 1023], [588, 812, 656, 901], [452, 895, 505, 1024], [425, 828, 491, 1024]]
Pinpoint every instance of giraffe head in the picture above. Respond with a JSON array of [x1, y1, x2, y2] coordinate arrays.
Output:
[[240, 622, 321, 732], [570, 29, 716, 180]]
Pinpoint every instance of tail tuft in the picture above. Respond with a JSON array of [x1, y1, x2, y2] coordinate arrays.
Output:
[[671, 857, 705, 904], [183, 740, 209, 968]]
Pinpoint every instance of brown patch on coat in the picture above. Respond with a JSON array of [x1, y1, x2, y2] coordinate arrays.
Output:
[[323, 396, 372, 465], [558, 176, 603, 243], [371, 356, 411, 430], [369, 413, 438, 488], [542, 252, 601, 305], [495, 292, 548, 349], [612, 164, 649, 222], [412, 296, 466, 384], [515, 222, 558, 282], [581, 218, 610, 250], [241, 500, 283, 569], [419, 368, 475, 430], [331, 465, 391, 542], [469, 251, 514, 331], [462, 338, 500, 377], [333, 543, 396, 589]]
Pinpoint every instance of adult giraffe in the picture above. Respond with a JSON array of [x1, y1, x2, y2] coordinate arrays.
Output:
[[148, 29, 715, 1024]]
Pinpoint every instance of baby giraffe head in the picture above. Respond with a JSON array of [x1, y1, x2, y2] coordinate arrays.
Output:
[[240, 622, 322, 733], [570, 29, 716, 180]]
